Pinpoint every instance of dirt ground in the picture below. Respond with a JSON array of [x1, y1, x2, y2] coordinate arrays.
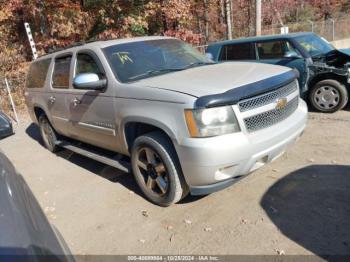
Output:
[[0, 109, 349, 258]]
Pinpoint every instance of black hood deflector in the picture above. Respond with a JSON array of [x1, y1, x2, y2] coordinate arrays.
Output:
[[194, 69, 299, 108]]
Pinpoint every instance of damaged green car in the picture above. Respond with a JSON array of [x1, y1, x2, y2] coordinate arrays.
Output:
[[207, 32, 350, 113]]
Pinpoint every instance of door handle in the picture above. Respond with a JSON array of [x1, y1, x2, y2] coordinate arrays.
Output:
[[73, 97, 81, 106], [48, 96, 56, 104]]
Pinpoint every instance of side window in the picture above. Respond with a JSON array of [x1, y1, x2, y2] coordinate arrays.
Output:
[[220, 43, 256, 61], [257, 40, 298, 59], [76, 53, 103, 78], [52, 56, 72, 89], [26, 59, 51, 89]]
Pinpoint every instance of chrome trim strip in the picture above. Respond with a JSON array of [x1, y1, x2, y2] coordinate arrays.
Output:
[[52, 116, 69, 122], [77, 122, 116, 136]]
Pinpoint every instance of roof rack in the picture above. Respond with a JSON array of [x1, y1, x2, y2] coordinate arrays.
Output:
[[41, 38, 101, 57]]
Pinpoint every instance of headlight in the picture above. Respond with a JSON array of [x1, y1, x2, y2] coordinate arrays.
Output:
[[185, 106, 240, 137]]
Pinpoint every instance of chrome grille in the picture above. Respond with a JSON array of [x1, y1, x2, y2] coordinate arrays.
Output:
[[244, 97, 299, 133], [238, 80, 298, 112]]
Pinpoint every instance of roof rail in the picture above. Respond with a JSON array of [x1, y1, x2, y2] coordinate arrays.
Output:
[[40, 38, 101, 57]]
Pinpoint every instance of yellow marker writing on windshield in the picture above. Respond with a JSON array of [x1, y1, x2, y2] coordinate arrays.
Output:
[[116, 52, 133, 64]]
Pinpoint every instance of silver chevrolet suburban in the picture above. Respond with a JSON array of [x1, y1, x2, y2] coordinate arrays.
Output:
[[25, 36, 307, 206]]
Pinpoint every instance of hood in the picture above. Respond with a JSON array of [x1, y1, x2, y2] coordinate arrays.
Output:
[[339, 48, 350, 56], [313, 49, 350, 68], [133, 62, 291, 97]]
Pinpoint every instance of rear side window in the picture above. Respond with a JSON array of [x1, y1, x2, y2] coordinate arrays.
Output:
[[26, 59, 51, 89], [220, 43, 256, 61], [52, 56, 72, 89]]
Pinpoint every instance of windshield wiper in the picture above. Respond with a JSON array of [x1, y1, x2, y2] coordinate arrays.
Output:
[[183, 61, 217, 69], [128, 62, 216, 81], [128, 68, 184, 81]]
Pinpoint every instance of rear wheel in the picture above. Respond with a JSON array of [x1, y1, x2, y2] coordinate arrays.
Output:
[[39, 115, 59, 152], [131, 131, 188, 206], [309, 79, 348, 113]]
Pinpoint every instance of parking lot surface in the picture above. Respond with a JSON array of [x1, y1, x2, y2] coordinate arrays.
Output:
[[0, 110, 349, 257]]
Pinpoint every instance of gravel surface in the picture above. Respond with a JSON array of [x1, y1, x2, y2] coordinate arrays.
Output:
[[0, 110, 349, 257]]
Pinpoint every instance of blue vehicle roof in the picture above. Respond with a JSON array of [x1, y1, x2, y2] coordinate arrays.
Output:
[[207, 32, 314, 47]]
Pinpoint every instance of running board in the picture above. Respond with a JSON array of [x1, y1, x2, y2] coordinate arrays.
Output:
[[55, 140, 131, 173]]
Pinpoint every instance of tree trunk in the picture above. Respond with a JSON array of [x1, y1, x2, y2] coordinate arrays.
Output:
[[256, 0, 262, 36], [160, 0, 168, 32], [204, 0, 209, 41], [226, 0, 233, 40]]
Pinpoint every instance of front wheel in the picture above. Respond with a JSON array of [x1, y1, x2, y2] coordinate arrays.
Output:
[[309, 79, 348, 113], [131, 131, 188, 206]]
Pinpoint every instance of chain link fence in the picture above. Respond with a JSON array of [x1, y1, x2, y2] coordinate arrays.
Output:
[[262, 17, 350, 42], [196, 17, 350, 53]]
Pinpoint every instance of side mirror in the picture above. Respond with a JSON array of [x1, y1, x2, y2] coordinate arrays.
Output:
[[73, 73, 107, 90], [284, 51, 302, 59]]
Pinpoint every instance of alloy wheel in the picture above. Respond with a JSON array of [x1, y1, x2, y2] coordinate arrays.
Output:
[[136, 147, 169, 196]]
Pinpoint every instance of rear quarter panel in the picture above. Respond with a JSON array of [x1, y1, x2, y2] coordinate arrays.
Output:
[[24, 57, 54, 125]]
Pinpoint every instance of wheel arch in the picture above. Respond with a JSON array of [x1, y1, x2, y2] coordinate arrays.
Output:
[[121, 117, 178, 154], [309, 73, 347, 89], [33, 105, 49, 123]]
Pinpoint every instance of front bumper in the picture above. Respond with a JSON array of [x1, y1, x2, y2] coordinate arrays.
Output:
[[175, 99, 307, 195]]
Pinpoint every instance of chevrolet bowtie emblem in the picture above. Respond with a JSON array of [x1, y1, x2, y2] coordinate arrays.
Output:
[[276, 98, 288, 110]]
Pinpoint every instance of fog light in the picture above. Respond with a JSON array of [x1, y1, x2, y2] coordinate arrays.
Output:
[[250, 155, 268, 172], [257, 156, 268, 164], [215, 164, 237, 180]]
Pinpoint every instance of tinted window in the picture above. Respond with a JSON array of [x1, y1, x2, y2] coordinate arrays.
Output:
[[26, 59, 51, 89], [52, 56, 72, 89], [76, 53, 103, 76], [103, 39, 212, 83], [220, 43, 256, 61], [257, 40, 298, 59]]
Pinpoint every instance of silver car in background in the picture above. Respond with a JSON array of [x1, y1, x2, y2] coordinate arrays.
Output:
[[25, 36, 307, 206]]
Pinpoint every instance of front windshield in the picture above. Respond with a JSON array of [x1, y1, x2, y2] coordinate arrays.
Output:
[[103, 39, 213, 83], [294, 34, 335, 57]]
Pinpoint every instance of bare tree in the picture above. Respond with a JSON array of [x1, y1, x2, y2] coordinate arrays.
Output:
[[226, 0, 232, 39], [256, 0, 261, 35], [203, 0, 209, 40]]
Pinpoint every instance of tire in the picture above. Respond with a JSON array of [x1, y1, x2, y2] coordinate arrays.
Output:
[[309, 79, 348, 113], [131, 131, 189, 206], [38, 115, 59, 153]]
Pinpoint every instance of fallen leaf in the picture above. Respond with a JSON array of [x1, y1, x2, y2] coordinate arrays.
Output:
[[272, 169, 278, 172], [141, 210, 149, 217], [240, 218, 248, 224], [204, 227, 212, 232], [166, 225, 174, 231], [184, 219, 192, 225], [274, 249, 285, 255], [169, 234, 175, 242]]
